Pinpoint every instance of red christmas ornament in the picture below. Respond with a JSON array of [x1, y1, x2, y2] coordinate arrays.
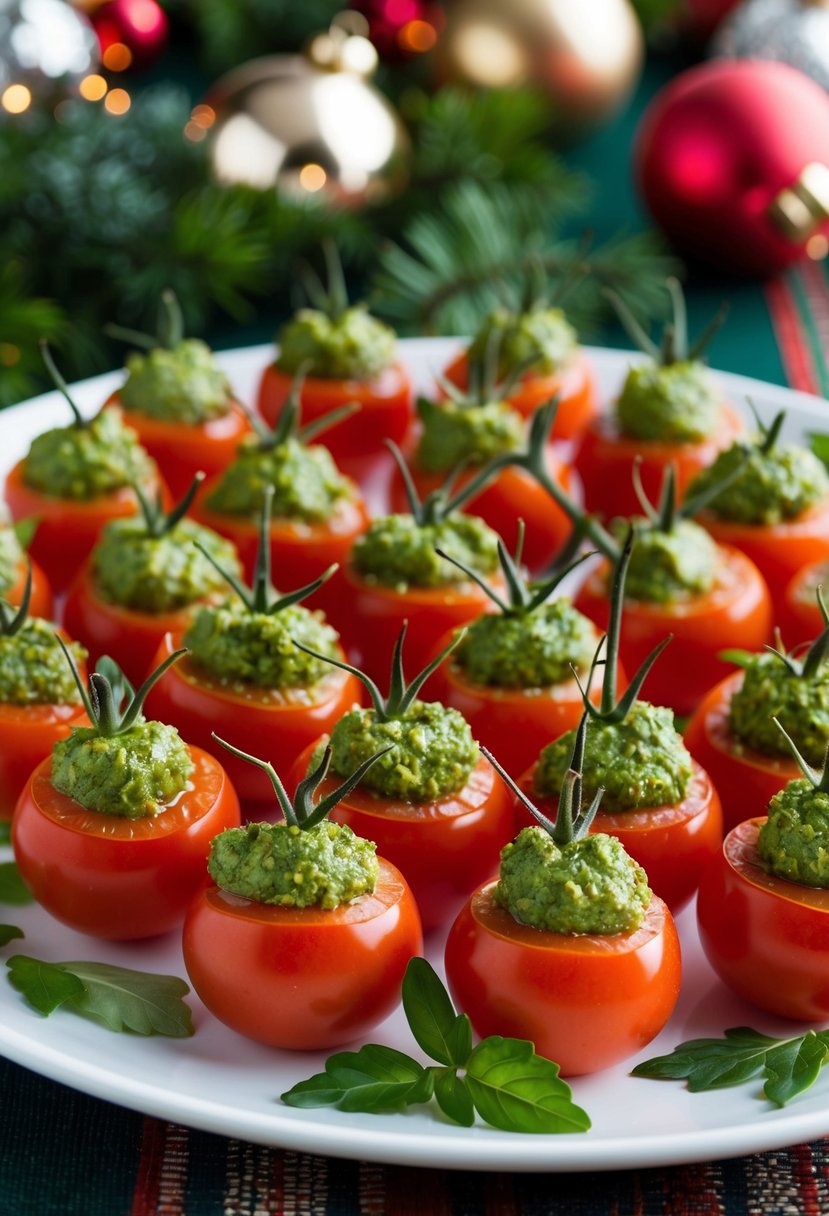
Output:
[[635, 60, 829, 277], [349, 0, 442, 60], [91, 0, 168, 72], [678, 0, 742, 41]]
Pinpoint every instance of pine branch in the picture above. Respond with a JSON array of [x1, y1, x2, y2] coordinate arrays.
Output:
[[0, 263, 67, 407], [174, 0, 343, 74]]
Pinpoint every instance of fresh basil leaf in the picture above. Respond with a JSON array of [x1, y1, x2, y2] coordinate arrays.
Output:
[[402, 957, 470, 1067], [0, 924, 23, 946], [7, 956, 193, 1036], [465, 1037, 591, 1134], [765, 1032, 829, 1108], [13, 517, 39, 552], [433, 1068, 475, 1127], [0, 862, 33, 905], [7, 956, 84, 1015], [0, 822, 11, 845], [810, 432, 829, 470], [282, 1044, 432, 1113]]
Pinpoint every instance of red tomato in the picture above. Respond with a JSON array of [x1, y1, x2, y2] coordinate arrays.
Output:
[[444, 881, 681, 1075], [257, 362, 413, 481], [6, 555, 52, 622], [12, 747, 240, 940], [684, 671, 799, 834], [144, 632, 361, 807], [4, 459, 169, 594], [388, 446, 574, 574], [104, 394, 252, 500], [780, 557, 828, 649], [574, 547, 772, 716], [289, 742, 514, 932], [442, 350, 598, 441], [697, 818, 829, 1021], [573, 402, 744, 520], [517, 760, 723, 914], [182, 857, 422, 1049], [0, 699, 89, 820], [190, 477, 369, 623]]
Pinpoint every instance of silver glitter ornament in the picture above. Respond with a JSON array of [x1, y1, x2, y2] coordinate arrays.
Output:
[[712, 0, 829, 93]]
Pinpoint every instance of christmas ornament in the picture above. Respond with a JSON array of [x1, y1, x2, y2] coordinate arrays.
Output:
[[435, 0, 644, 134], [678, 0, 742, 40], [90, 0, 168, 73], [635, 59, 829, 276], [712, 0, 829, 94], [0, 0, 98, 108], [349, 0, 441, 59], [200, 15, 411, 206]]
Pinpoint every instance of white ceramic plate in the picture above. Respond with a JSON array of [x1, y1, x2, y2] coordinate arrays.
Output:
[[1, 340, 829, 1174]]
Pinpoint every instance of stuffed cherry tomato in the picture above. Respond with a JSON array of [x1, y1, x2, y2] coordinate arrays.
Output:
[[0, 526, 52, 620], [780, 557, 829, 648]]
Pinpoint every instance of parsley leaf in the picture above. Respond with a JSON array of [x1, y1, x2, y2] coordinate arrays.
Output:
[[0, 862, 33, 905], [7, 956, 194, 1037], [633, 1027, 829, 1107]]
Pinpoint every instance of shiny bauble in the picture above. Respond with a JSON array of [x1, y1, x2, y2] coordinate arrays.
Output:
[[90, 0, 167, 72], [202, 24, 410, 207], [635, 59, 829, 276], [436, 0, 644, 134], [0, 0, 98, 103], [712, 0, 829, 94]]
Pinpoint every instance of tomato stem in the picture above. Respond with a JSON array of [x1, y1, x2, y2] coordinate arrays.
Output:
[[106, 288, 186, 352], [0, 560, 31, 636], [56, 642, 187, 737], [134, 473, 204, 540], [772, 715, 829, 794], [606, 277, 727, 367], [40, 342, 87, 430]]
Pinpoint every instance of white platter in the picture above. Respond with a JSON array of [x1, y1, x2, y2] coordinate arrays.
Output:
[[2, 339, 829, 1173]]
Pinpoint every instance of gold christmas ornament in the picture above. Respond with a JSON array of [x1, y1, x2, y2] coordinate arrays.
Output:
[[198, 14, 411, 207], [436, 0, 644, 134]]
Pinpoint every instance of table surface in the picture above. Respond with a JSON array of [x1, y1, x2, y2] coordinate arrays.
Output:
[[5, 45, 829, 1216]]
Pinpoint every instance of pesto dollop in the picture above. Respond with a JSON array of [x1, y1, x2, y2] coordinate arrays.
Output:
[[0, 620, 85, 706], [205, 435, 353, 523], [208, 820, 377, 909], [689, 438, 829, 525], [184, 597, 339, 690], [23, 409, 155, 502], [757, 779, 829, 887], [729, 653, 829, 766], [276, 306, 396, 381], [352, 514, 500, 592], [0, 528, 23, 597], [453, 599, 597, 689], [119, 339, 232, 425], [622, 519, 719, 603], [416, 399, 524, 474], [329, 700, 478, 803], [468, 306, 578, 376], [616, 361, 720, 442], [535, 701, 693, 811], [51, 720, 193, 818], [494, 826, 651, 934], [93, 517, 241, 614]]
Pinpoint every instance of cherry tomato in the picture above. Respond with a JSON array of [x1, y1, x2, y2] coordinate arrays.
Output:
[[684, 671, 799, 834], [574, 547, 772, 716], [182, 857, 422, 1049], [289, 743, 514, 932], [442, 350, 598, 442], [0, 698, 89, 820], [573, 402, 744, 520], [257, 361, 413, 482], [444, 881, 681, 1075], [697, 818, 829, 1021], [145, 632, 361, 807], [12, 747, 240, 940], [780, 557, 828, 649], [517, 759, 722, 914], [6, 555, 52, 621], [4, 459, 169, 594]]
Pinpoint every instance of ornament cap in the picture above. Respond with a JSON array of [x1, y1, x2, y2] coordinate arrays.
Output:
[[768, 162, 829, 243]]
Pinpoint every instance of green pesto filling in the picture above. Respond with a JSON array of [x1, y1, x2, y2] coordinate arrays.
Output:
[[276, 306, 396, 380], [622, 519, 719, 604], [208, 820, 378, 910], [23, 409, 155, 502], [535, 701, 693, 812], [616, 360, 720, 442], [758, 780, 829, 887], [119, 339, 232, 425], [493, 826, 651, 934], [0, 621, 85, 706], [728, 653, 829, 766], [352, 514, 499, 592], [467, 306, 578, 376], [416, 399, 524, 474], [0, 529, 23, 597], [689, 439, 829, 525], [453, 599, 597, 689], [205, 435, 352, 523], [93, 517, 241, 614], [51, 720, 193, 818], [184, 597, 339, 689], [329, 700, 478, 803]]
